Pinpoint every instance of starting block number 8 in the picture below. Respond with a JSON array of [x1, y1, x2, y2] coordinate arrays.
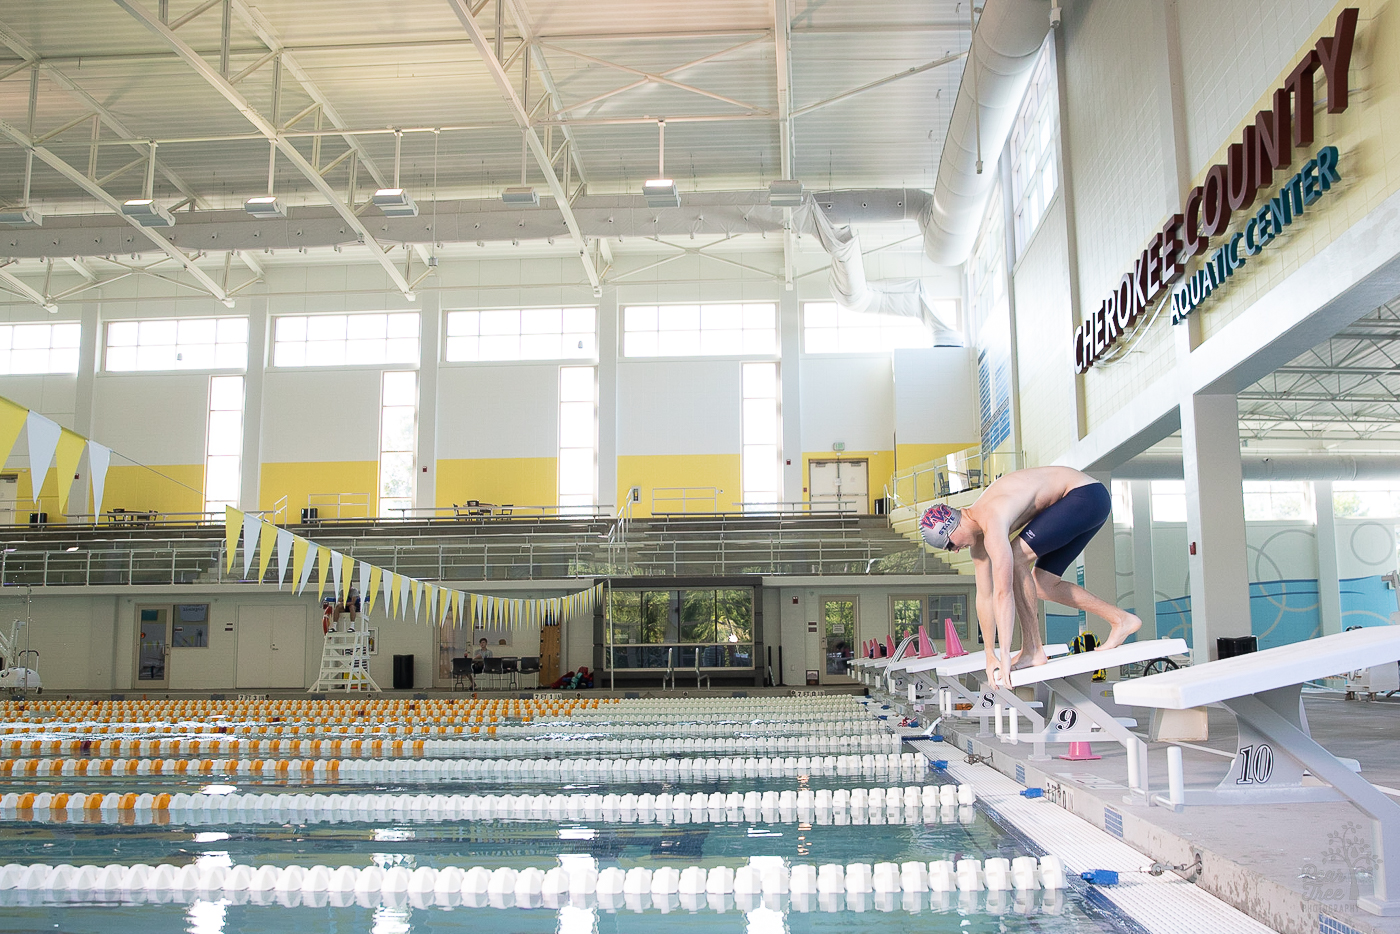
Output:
[[1235, 743, 1275, 785]]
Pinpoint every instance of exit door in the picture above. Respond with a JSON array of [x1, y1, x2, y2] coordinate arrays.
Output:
[[822, 596, 857, 682], [235, 606, 307, 689], [0, 475, 16, 524], [809, 459, 868, 513], [136, 606, 170, 688]]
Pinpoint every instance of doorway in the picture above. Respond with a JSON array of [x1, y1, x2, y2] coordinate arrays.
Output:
[[0, 474, 15, 525], [136, 606, 170, 687], [809, 459, 868, 513], [822, 596, 856, 681], [235, 606, 308, 688]]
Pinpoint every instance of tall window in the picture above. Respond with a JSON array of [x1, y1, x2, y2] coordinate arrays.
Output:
[[273, 313, 419, 368], [1334, 481, 1400, 518], [105, 317, 247, 372], [445, 307, 596, 362], [0, 322, 80, 374], [378, 371, 417, 517], [1150, 480, 1187, 523], [558, 366, 598, 512], [802, 302, 955, 353], [741, 362, 780, 508], [204, 375, 244, 516], [1243, 481, 1312, 521], [1010, 38, 1059, 256], [623, 303, 776, 357]]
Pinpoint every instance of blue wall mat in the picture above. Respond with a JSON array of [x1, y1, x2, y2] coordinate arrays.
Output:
[[1340, 575, 1398, 628]]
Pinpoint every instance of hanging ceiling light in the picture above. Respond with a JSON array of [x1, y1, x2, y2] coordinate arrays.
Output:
[[121, 199, 175, 227], [769, 179, 805, 207], [643, 120, 679, 208], [0, 207, 41, 227]]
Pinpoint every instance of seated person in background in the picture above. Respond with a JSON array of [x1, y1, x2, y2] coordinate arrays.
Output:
[[321, 599, 335, 635], [472, 638, 491, 677], [459, 648, 478, 689]]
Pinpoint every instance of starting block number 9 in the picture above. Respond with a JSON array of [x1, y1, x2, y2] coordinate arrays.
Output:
[[1235, 743, 1274, 785], [1054, 709, 1078, 731]]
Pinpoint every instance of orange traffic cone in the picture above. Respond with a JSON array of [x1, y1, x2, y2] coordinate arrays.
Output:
[[942, 618, 968, 658], [917, 625, 935, 658], [1060, 742, 1099, 761]]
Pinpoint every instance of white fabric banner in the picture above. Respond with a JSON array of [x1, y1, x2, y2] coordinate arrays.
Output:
[[329, 551, 343, 602], [275, 528, 294, 587], [241, 512, 261, 579], [357, 561, 370, 607], [23, 412, 61, 504], [87, 442, 111, 517]]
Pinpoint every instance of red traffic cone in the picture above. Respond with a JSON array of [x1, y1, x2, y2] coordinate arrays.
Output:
[[942, 617, 968, 658], [917, 625, 935, 658], [885, 636, 896, 657], [865, 639, 875, 658], [1060, 742, 1100, 761]]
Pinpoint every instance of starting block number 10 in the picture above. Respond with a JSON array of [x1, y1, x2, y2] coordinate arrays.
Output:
[[1235, 743, 1275, 784]]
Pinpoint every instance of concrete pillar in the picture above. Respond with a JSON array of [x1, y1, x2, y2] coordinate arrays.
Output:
[[1130, 480, 1158, 639], [1314, 480, 1344, 637], [1078, 470, 1116, 643], [239, 296, 267, 513], [779, 289, 802, 503], [597, 288, 619, 508], [1181, 393, 1252, 662], [73, 302, 100, 517], [415, 293, 440, 513]]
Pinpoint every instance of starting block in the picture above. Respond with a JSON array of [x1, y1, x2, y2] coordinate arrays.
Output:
[[1003, 639, 1188, 801], [848, 635, 916, 688], [1114, 627, 1400, 916], [913, 646, 1071, 745]]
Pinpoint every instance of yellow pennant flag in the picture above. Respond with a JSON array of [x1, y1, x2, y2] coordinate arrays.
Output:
[[256, 519, 277, 583], [53, 429, 86, 514], [368, 565, 383, 617], [341, 553, 355, 601], [224, 506, 243, 571], [316, 547, 330, 599], [291, 537, 310, 596], [0, 397, 26, 471]]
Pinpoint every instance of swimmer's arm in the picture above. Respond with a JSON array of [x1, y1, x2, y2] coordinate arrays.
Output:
[[981, 525, 1017, 670], [971, 547, 995, 656]]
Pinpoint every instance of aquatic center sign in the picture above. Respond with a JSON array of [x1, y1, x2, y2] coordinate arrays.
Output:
[[1171, 146, 1340, 323], [1073, 8, 1358, 374]]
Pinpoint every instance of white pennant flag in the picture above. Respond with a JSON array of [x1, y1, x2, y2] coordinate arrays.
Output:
[[241, 512, 261, 579], [296, 541, 317, 595], [88, 442, 112, 517], [398, 575, 411, 620], [275, 528, 294, 587], [358, 561, 371, 608], [24, 412, 61, 504]]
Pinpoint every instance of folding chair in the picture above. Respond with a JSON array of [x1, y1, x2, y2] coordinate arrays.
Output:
[[518, 656, 540, 689]]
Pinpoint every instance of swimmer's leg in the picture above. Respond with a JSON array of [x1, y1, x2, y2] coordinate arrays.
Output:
[[1034, 568, 1142, 650], [1010, 539, 1048, 669]]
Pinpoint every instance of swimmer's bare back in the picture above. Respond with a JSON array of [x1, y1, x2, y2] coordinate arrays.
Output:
[[962, 466, 1098, 533]]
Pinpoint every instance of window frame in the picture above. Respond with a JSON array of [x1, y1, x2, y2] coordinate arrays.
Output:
[[621, 302, 778, 359], [103, 316, 248, 374], [270, 312, 421, 370], [443, 305, 599, 364]]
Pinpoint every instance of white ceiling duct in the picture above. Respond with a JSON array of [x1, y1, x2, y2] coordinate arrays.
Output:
[[921, 0, 1052, 266]]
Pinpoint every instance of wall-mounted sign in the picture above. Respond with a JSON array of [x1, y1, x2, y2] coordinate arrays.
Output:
[[1171, 146, 1341, 322], [1073, 8, 1358, 374]]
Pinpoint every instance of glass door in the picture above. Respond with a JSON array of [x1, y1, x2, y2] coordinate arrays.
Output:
[[136, 606, 170, 688], [822, 596, 856, 681]]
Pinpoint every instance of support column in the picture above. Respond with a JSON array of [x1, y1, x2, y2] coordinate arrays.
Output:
[[1181, 393, 1251, 662], [1130, 479, 1158, 639], [1078, 470, 1117, 643], [597, 288, 619, 508], [415, 293, 440, 513], [1314, 480, 1344, 636], [779, 289, 802, 503], [239, 296, 267, 513], [74, 302, 100, 517]]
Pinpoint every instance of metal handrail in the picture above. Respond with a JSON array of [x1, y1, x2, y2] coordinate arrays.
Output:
[[888, 446, 1025, 509], [306, 492, 371, 520], [652, 487, 721, 514]]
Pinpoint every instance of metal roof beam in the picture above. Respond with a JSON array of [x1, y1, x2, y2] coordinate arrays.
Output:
[[791, 51, 967, 117], [537, 44, 771, 113], [445, 0, 600, 294], [0, 117, 230, 304], [0, 263, 52, 310], [773, 0, 794, 290], [0, 19, 208, 209], [113, 0, 413, 297]]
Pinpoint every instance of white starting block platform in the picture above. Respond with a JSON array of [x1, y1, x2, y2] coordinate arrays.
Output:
[[993, 639, 1189, 800], [849, 636, 916, 688], [1114, 626, 1400, 917]]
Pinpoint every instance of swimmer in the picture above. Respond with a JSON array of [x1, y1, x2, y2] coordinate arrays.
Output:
[[919, 466, 1141, 689]]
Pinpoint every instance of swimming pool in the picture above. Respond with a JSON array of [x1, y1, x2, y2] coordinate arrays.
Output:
[[0, 695, 1140, 933]]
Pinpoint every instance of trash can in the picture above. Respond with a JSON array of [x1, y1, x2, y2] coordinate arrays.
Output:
[[392, 654, 414, 690], [1216, 636, 1258, 659]]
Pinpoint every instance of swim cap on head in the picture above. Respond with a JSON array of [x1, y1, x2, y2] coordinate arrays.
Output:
[[919, 504, 961, 550]]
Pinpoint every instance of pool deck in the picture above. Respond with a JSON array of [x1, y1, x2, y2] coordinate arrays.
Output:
[[910, 690, 1400, 934]]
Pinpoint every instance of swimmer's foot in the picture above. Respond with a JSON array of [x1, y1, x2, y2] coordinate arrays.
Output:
[[1011, 648, 1049, 670], [1095, 613, 1142, 651]]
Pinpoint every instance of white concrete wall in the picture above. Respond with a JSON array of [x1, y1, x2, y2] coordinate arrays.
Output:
[[799, 356, 894, 453], [261, 369, 384, 464], [892, 347, 977, 445], [437, 364, 559, 459]]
